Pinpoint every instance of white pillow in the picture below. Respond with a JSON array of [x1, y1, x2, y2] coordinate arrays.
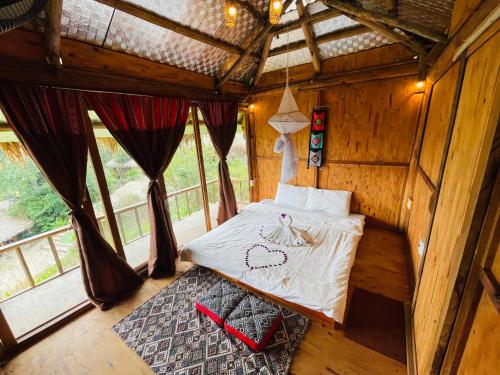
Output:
[[306, 188, 351, 217], [274, 183, 309, 209]]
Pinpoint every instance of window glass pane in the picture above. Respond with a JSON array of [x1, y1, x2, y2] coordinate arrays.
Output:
[[0, 113, 86, 338], [90, 112, 150, 268], [198, 109, 250, 226], [198, 110, 221, 227], [164, 109, 208, 244], [227, 112, 250, 205]]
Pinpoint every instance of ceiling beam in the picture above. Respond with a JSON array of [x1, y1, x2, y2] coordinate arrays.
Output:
[[253, 34, 273, 85], [268, 25, 370, 57], [95, 0, 259, 60], [217, 0, 295, 88], [252, 60, 418, 95], [0, 57, 245, 100], [43, 0, 63, 66], [346, 13, 427, 56], [297, 0, 321, 73], [232, 0, 264, 22], [273, 8, 341, 35], [321, 0, 447, 43]]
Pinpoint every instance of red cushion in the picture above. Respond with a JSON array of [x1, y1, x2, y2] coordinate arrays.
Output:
[[225, 315, 282, 352], [194, 279, 247, 326], [223, 294, 283, 352], [195, 302, 224, 326]]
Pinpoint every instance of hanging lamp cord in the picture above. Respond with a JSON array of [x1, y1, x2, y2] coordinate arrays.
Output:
[[286, 31, 290, 86]]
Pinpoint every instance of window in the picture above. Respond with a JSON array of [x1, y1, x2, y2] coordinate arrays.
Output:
[[89, 112, 150, 268], [198, 108, 251, 227], [0, 111, 86, 338]]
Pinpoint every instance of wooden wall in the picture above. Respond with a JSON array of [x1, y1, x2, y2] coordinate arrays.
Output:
[[250, 45, 423, 229], [405, 60, 464, 276], [410, 28, 499, 375]]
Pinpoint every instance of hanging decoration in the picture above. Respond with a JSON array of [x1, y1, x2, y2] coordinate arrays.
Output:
[[269, 0, 283, 24], [268, 33, 310, 183], [224, 0, 237, 27], [307, 107, 327, 167]]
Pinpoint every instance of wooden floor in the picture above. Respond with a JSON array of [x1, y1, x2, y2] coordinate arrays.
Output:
[[351, 227, 410, 303], [2, 228, 409, 375]]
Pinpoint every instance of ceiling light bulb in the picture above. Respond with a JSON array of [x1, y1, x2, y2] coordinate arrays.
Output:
[[224, 1, 237, 27], [269, 0, 283, 24]]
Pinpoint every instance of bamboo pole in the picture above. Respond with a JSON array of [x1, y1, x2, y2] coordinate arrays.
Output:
[[297, 0, 322, 73], [192, 105, 212, 231], [47, 237, 64, 274], [43, 0, 63, 66], [84, 111, 126, 258]]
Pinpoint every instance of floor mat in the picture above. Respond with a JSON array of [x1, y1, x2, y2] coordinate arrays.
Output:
[[345, 288, 406, 364], [113, 266, 309, 375]]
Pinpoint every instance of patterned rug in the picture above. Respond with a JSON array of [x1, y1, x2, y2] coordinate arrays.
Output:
[[113, 266, 310, 375]]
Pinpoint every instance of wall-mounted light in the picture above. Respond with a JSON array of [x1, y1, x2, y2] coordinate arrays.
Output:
[[224, 0, 237, 27], [269, 0, 283, 25], [249, 104, 256, 111], [416, 81, 425, 89]]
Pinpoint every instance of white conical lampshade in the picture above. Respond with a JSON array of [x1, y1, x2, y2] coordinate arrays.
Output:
[[268, 85, 309, 134]]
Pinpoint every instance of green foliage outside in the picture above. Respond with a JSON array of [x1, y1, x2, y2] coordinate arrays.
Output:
[[0, 118, 249, 298], [0, 124, 248, 238]]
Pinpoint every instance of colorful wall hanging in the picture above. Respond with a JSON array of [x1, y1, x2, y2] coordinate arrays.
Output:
[[307, 107, 327, 167]]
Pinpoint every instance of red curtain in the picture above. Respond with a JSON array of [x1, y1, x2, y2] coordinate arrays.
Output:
[[198, 100, 239, 225], [0, 85, 143, 310], [85, 93, 191, 278]]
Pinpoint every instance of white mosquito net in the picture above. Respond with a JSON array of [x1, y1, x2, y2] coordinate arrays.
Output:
[[268, 85, 309, 183]]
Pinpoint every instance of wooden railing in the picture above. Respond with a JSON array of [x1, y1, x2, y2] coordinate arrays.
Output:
[[0, 178, 250, 299]]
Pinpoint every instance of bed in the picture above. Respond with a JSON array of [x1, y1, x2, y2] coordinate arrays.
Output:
[[180, 185, 365, 325]]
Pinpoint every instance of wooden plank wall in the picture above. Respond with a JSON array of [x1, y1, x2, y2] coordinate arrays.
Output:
[[406, 61, 464, 277], [411, 29, 500, 375], [251, 46, 423, 229]]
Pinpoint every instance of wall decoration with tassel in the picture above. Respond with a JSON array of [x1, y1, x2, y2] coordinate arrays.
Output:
[[307, 107, 327, 167]]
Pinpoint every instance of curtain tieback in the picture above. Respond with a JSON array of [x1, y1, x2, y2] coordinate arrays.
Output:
[[148, 178, 161, 191]]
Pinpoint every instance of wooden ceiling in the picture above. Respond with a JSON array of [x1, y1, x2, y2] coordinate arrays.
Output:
[[37, 1, 455, 80], [0, 0, 457, 98]]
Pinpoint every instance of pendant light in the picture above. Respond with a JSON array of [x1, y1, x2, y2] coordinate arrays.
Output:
[[269, 0, 283, 25], [224, 0, 237, 27], [268, 33, 310, 183]]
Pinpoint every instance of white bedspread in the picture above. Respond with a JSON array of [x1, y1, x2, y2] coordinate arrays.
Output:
[[179, 200, 365, 323]]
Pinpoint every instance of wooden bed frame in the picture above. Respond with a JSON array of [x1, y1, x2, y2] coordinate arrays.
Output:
[[208, 226, 410, 331], [213, 270, 353, 330]]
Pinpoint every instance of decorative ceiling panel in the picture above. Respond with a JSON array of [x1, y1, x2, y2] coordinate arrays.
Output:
[[263, 47, 312, 73], [214, 7, 259, 46], [125, 0, 219, 36], [313, 15, 358, 37], [307, 1, 329, 14], [61, 0, 113, 45], [318, 31, 392, 60], [105, 11, 227, 76], [278, 8, 299, 24], [270, 28, 305, 49], [228, 56, 257, 82]]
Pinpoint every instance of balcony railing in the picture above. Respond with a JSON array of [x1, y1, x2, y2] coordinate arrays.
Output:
[[0, 178, 250, 301]]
